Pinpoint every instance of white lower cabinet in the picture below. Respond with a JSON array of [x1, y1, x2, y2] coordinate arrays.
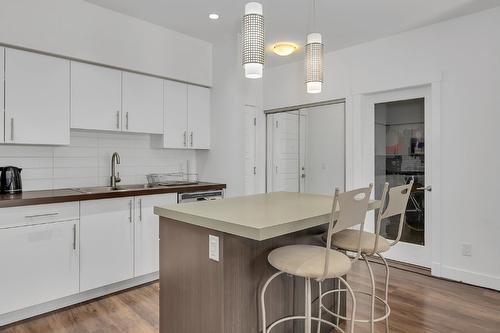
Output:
[[134, 193, 177, 276], [80, 197, 135, 291], [0, 203, 79, 315]]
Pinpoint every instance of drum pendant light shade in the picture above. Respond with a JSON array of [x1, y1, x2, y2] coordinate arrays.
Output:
[[242, 2, 264, 79], [306, 32, 323, 94]]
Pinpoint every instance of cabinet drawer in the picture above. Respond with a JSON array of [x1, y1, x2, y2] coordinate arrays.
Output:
[[0, 202, 79, 229]]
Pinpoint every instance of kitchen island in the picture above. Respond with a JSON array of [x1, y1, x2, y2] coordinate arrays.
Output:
[[154, 192, 380, 333]]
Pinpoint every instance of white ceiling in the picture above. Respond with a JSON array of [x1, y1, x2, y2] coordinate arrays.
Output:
[[84, 0, 500, 67]]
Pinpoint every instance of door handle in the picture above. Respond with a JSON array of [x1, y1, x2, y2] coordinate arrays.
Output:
[[129, 200, 133, 222], [190, 132, 193, 147], [183, 131, 187, 147], [139, 198, 143, 222], [73, 224, 77, 250], [10, 118, 14, 142], [126, 112, 129, 130], [116, 111, 120, 129], [417, 185, 432, 192]]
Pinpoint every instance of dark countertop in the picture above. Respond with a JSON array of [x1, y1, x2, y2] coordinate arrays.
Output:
[[0, 182, 226, 208]]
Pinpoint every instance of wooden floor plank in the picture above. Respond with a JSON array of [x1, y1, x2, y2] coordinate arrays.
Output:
[[0, 262, 499, 333]]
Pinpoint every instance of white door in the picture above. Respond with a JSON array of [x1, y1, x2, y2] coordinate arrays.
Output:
[[80, 197, 134, 291], [5, 49, 70, 145], [301, 103, 345, 195], [364, 86, 432, 267], [270, 112, 300, 192], [0, 220, 79, 314], [122, 72, 163, 134], [187, 85, 210, 149], [164, 80, 188, 149], [0, 47, 4, 143], [244, 106, 257, 195], [70, 62, 122, 131], [134, 193, 177, 277]]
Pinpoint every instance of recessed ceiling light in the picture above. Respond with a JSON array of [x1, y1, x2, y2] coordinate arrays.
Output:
[[209, 13, 220, 20], [272, 42, 298, 56]]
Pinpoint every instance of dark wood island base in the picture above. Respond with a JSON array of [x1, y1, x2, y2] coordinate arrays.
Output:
[[159, 217, 343, 333]]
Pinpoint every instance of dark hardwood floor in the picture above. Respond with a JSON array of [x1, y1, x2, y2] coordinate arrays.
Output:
[[1, 261, 499, 333]]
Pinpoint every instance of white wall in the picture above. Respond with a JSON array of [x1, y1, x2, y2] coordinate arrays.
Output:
[[264, 7, 500, 290], [0, 131, 195, 191], [196, 34, 264, 197], [0, 0, 212, 86]]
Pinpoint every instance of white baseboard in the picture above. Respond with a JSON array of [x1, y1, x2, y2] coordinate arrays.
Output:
[[441, 265, 500, 291], [0, 272, 158, 327]]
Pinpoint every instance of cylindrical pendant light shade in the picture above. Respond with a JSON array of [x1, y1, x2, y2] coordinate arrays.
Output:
[[242, 2, 264, 79], [305, 32, 323, 93]]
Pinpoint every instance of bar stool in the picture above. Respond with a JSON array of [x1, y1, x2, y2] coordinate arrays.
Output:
[[324, 181, 413, 333], [260, 184, 373, 333]]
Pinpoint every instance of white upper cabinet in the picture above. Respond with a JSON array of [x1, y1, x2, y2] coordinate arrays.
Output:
[[0, 48, 4, 143], [161, 81, 210, 150], [122, 72, 163, 134], [163, 80, 188, 149], [71, 62, 122, 132], [4, 49, 70, 145], [187, 85, 210, 149]]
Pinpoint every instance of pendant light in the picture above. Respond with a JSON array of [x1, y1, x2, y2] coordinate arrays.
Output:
[[242, 2, 264, 79], [305, 0, 323, 93]]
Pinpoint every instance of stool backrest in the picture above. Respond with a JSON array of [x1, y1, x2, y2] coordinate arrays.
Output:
[[321, 184, 373, 281], [374, 180, 413, 251]]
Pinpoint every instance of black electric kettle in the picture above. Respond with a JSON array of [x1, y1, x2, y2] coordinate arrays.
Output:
[[0, 166, 23, 194]]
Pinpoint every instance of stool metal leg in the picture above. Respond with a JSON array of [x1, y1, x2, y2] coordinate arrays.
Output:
[[339, 276, 356, 333], [378, 253, 390, 333], [363, 254, 376, 333], [305, 277, 312, 333], [261, 271, 285, 333], [316, 281, 323, 333]]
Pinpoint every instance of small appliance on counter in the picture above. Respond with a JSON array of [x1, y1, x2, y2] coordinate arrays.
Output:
[[0, 166, 23, 194]]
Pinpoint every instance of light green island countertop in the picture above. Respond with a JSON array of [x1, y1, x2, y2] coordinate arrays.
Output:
[[154, 192, 380, 241]]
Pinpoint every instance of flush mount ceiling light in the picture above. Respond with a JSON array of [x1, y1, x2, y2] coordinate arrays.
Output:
[[272, 43, 298, 56], [305, 0, 323, 94], [242, 2, 264, 79], [209, 13, 220, 20]]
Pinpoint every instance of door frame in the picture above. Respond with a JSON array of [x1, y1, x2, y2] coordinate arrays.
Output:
[[348, 80, 442, 275]]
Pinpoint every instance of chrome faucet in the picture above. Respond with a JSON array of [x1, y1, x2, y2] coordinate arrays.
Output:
[[110, 152, 121, 189]]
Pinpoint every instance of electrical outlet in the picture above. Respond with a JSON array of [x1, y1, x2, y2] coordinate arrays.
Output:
[[209, 235, 220, 262], [462, 243, 472, 257]]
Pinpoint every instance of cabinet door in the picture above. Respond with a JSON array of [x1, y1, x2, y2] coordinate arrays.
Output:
[[164, 80, 188, 149], [5, 49, 70, 145], [187, 85, 210, 149], [122, 72, 163, 134], [0, 48, 4, 143], [0, 220, 79, 314], [135, 193, 177, 277], [80, 197, 134, 291], [71, 62, 122, 131]]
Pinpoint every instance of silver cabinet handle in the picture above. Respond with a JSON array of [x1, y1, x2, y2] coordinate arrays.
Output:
[[417, 185, 432, 192], [183, 131, 187, 147], [190, 132, 193, 147], [116, 111, 120, 129], [129, 200, 133, 222], [10, 118, 14, 142], [73, 224, 77, 250], [125, 112, 129, 130], [139, 198, 143, 222], [25, 212, 60, 219]]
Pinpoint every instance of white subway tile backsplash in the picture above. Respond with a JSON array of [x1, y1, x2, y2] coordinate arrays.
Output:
[[0, 131, 196, 191]]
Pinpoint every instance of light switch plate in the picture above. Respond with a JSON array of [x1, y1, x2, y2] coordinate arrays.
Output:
[[209, 235, 220, 262]]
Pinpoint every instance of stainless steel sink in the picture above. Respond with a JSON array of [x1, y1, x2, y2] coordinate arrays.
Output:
[[72, 184, 150, 194]]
